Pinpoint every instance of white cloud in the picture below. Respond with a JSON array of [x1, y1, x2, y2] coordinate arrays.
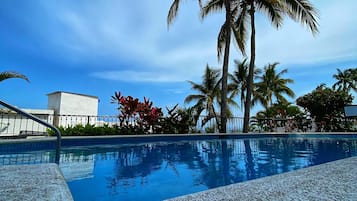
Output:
[[254, 0, 357, 67], [91, 70, 188, 83], [35, 0, 357, 83]]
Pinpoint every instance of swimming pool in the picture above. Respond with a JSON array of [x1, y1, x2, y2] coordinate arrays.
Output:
[[1, 134, 357, 201]]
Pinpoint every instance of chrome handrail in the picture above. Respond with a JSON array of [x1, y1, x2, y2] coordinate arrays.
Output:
[[0, 100, 61, 164]]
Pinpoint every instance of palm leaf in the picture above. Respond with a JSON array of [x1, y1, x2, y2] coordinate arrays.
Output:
[[217, 23, 227, 60], [282, 0, 319, 35], [167, 0, 203, 27], [0, 71, 29, 82], [167, 0, 181, 27], [256, 0, 283, 28], [201, 0, 224, 19]]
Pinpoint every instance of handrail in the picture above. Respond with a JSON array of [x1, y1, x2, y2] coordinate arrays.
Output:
[[0, 100, 61, 164]]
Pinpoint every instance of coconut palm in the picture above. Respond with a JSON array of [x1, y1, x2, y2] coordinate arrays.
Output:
[[254, 63, 295, 109], [168, 0, 245, 133], [229, 58, 261, 109], [0, 71, 29, 82], [239, 0, 319, 132], [332, 68, 357, 93], [184, 65, 221, 127], [185, 65, 239, 130]]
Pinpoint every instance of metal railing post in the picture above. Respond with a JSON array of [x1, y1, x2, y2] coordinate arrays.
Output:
[[0, 100, 61, 164]]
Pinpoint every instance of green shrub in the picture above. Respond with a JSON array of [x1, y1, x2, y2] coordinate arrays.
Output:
[[47, 124, 122, 136]]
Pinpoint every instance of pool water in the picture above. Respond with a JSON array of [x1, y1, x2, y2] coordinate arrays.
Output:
[[57, 136, 357, 201]]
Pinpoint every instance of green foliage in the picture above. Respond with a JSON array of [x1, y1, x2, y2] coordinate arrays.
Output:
[[253, 102, 311, 132], [0, 71, 29, 82], [296, 85, 353, 131], [47, 105, 200, 136], [332, 68, 357, 93], [158, 105, 196, 134], [48, 124, 121, 136], [254, 63, 295, 109], [205, 125, 216, 133], [184, 65, 221, 129]]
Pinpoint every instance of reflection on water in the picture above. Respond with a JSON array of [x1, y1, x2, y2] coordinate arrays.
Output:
[[63, 137, 357, 201]]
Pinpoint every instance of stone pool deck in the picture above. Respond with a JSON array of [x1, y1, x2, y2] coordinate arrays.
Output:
[[0, 163, 73, 201], [167, 156, 357, 201]]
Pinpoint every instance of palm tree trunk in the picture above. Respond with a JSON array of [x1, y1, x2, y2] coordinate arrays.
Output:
[[243, 2, 256, 133], [220, 0, 232, 133]]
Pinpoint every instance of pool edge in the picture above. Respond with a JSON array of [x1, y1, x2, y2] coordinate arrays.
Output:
[[165, 156, 357, 201], [0, 163, 74, 201]]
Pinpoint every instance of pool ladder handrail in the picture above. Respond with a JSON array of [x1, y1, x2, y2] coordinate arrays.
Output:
[[0, 100, 61, 164]]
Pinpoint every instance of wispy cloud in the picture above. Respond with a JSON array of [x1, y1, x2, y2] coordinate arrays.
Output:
[[2, 0, 356, 83], [90, 70, 189, 83], [254, 0, 357, 67]]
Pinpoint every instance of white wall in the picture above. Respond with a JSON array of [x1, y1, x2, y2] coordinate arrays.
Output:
[[0, 92, 100, 136], [60, 93, 98, 115], [48, 92, 98, 116], [48, 93, 61, 114], [48, 91, 99, 127]]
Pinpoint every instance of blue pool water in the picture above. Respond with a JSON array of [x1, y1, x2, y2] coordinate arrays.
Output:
[[1, 135, 357, 201], [59, 136, 356, 201]]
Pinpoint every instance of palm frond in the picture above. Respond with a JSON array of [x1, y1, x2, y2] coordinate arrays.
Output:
[[167, 0, 181, 27], [0, 71, 30, 82], [167, 0, 203, 28], [232, 2, 248, 55], [217, 23, 227, 60], [256, 0, 283, 28], [282, 0, 319, 35], [184, 94, 206, 104], [201, 0, 225, 19], [187, 80, 207, 94]]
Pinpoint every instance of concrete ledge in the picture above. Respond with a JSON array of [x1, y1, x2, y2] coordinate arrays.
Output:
[[0, 163, 73, 201], [167, 156, 357, 201]]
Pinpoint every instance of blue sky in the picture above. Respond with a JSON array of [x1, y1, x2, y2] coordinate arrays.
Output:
[[0, 0, 356, 116]]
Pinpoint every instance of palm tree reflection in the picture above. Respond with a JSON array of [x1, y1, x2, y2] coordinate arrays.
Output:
[[95, 137, 357, 194]]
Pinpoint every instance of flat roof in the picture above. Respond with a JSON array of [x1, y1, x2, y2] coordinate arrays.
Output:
[[47, 91, 98, 99]]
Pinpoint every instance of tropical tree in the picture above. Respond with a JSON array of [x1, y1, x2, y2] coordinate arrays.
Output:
[[240, 0, 319, 132], [168, 0, 245, 133], [297, 85, 353, 131], [254, 101, 304, 132], [254, 63, 295, 109], [184, 65, 221, 128], [0, 71, 29, 82], [332, 68, 357, 93], [229, 58, 262, 109]]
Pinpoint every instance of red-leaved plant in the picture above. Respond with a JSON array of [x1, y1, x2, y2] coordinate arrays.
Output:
[[111, 92, 163, 134]]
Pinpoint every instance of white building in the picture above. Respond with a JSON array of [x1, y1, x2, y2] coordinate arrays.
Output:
[[47, 91, 99, 127], [47, 91, 98, 116], [0, 91, 99, 136]]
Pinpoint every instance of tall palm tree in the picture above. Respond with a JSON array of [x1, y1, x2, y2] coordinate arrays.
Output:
[[185, 65, 221, 127], [332, 68, 357, 93], [229, 58, 261, 109], [254, 63, 295, 109], [0, 71, 29, 82], [240, 0, 319, 132], [168, 0, 245, 133]]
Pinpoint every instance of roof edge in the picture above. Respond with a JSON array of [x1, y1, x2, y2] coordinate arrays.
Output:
[[47, 91, 98, 99]]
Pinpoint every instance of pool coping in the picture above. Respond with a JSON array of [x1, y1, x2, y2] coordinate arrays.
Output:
[[1, 131, 357, 143], [0, 163, 74, 201], [166, 156, 357, 201]]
